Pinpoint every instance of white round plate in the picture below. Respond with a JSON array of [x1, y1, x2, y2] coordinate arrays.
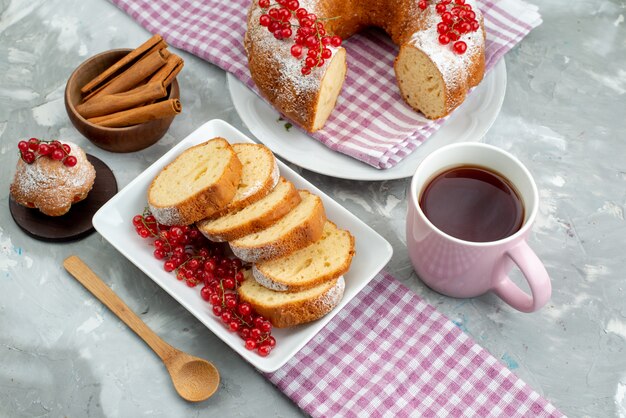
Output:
[[227, 59, 506, 181]]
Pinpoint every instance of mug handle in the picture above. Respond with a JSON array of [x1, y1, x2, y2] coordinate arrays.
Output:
[[492, 241, 551, 313]]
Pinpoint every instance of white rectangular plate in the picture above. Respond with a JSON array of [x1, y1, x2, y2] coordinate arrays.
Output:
[[93, 119, 393, 372]]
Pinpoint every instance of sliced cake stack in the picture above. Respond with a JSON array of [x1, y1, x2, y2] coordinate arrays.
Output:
[[148, 137, 355, 328]]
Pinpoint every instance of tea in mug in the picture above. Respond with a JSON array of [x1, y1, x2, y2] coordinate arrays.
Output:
[[419, 165, 524, 242]]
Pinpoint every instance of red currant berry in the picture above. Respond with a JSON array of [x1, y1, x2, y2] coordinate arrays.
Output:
[[259, 0, 270, 7], [28, 138, 40, 150], [291, 46, 302, 62], [267, 336, 277, 347], [448, 31, 460, 41], [321, 48, 332, 59], [436, 3, 447, 13], [226, 298, 237, 309], [62, 144, 71, 154], [164, 260, 175, 272], [240, 327, 251, 339], [51, 149, 64, 160], [441, 12, 453, 24], [438, 34, 450, 45], [258, 345, 271, 357], [22, 151, 36, 164], [250, 328, 262, 340], [154, 249, 166, 260], [330, 36, 342, 47], [287, 0, 299, 11], [229, 320, 240, 332], [260, 320, 272, 333], [210, 293, 221, 306], [18, 141, 29, 152], [279, 8, 290, 20], [305, 56, 316, 68], [254, 316, 265, 329], [470, 20, 480, 31], [132, 215, 143, 227], [321, 36, 331, 45], [235, 271, 244, 283], [204, 260, 216, 272], [418, 0, 427, 10], [281, 27, 292, 38], [301, 66, 311, 75], [455, 0, 465, 4], [238, 302, 252, 316], [295, 8, 307, 19], [268, 8, 279, 19], [221, 311, 232, 324], [245, 339, 257, 350], [317, 58, 325, 67], [453, 40, 467, 54], [223, 278, 235, 289], [138, 228, 150, 238], [465, 10, 476, 20], [259, 14, 270, 26], [437, 23, 449, 34], [212, 305, 223, 316], [64, 156, 77, 167], [305, 35, 317, 48], [199, 286, 211, 301], [187, 259, 199, 270]]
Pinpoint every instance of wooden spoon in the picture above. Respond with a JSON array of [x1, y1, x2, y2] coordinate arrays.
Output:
[[63, 255, 220, 402]]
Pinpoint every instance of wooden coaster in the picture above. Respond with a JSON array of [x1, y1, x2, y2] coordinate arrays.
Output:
[[9, 155, 118, 242]]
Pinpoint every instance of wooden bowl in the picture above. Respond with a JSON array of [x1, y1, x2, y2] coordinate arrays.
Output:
[[65, 49, 180, 153]]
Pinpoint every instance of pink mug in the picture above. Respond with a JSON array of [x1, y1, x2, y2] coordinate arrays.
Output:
[[406, 142, 551, 312]]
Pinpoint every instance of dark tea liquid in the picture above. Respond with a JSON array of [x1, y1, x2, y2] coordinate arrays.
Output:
[[419, 165, 524, 242]]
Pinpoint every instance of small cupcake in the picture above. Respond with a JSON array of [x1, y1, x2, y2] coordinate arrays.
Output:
[[10, 139, 96, 216]]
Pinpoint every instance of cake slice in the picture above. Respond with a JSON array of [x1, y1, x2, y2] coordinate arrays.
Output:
[[238, 269, 345, 328], [229, 190, 326, 263], [207, 143, 279, 219], [148, 138, 242, 225], [253, 221, 355, 292], [197, 177, 301, 242]]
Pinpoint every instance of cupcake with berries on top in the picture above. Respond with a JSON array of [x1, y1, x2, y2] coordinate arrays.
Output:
[[10, 138, 96, 216]]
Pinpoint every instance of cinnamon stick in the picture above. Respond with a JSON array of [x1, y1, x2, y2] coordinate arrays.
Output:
[[75, 83, 167, 119], [84, 48, 169, 102], [88, 99, 182, 128], [81, 35, 165, 94], [149, 54, 184, 88]]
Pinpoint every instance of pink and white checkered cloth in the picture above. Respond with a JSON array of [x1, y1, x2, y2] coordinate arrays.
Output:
[[268, 271, 563, 417], [112, 0, 541, 169]]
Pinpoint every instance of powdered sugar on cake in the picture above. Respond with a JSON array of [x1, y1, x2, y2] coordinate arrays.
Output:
[[317, 275, 345, 310], [10, 141, 96, 216], [230, 240, 284, 263], [252, 265, 290, 291], [408, 1, 482, 90], [246, 1, 340, 117], [148, 204, 185, 227]]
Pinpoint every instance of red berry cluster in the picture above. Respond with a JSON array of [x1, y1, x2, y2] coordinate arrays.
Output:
[[132, 210, 276, 357], [18, 138, 77, 167], [418, 0, 479, 54], [258, 0, 342, 75]]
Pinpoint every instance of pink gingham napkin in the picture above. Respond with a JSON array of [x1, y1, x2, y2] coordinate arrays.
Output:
[[111, 0, 541, 169], [268, 271, 563, 417]]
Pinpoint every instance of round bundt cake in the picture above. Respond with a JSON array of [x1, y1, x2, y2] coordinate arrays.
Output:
[[245, 0, 485, 132]]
